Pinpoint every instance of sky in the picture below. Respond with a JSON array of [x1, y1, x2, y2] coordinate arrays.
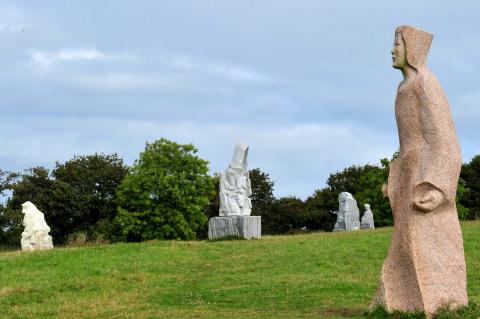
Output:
[[0, 1, 479, 199]]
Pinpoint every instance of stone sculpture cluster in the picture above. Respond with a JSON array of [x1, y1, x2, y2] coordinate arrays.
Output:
[[371, 25, 468, 316], [332, 192, 374, 231], [20, 201, 54, 252], [208, 141, 261, 240], [7, 23, 469, 318]]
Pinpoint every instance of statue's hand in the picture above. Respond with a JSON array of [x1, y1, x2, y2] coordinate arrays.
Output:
[[381, 183, 388, 198], [413, 182, 445, 213]]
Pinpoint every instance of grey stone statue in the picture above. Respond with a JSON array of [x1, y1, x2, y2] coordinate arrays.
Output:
[[360, 204, 375, 229], [219, 141, 252, 216], [208, 141, 260, 240], [333, 192, 360, 231]]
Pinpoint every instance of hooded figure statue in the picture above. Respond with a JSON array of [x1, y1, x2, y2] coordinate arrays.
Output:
[[219, 141, 252, 216], [372, 25, 468, 316]]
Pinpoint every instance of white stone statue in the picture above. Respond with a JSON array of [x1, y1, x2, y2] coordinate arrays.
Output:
[[360, 203, 375, 229], [333, 192, 360, 231], [219, 141, 252, 216], [21, 201, 54, 252]]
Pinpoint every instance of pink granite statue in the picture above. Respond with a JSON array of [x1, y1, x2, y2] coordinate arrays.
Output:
[[372, 25, 468, 316]]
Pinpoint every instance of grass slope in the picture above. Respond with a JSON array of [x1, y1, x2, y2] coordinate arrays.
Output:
[[0, 221, 479, 319]]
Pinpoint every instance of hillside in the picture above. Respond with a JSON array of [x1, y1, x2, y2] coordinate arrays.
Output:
[[0, 221, 479, 319]]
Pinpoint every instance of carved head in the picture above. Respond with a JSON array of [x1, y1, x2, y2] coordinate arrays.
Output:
[[364, 203, 371, 211], [338, 192, 353, 202], [393, 25, 433, 70], [229, 140, 249, 173], [21, 201, 36, 214]]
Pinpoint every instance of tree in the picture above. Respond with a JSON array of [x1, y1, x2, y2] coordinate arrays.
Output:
[[0, 170, 22, 245], [52, 153, 128, 240], [264, 196, 306, 234], [304, 188, 338, 232], [249, 168, 275, 217], [456, 177, 470, 220], [115, 138, 214, 241], [355, 158, 392, 227], [326, 164, 377, 195], [460, 155, 480, 220], [5, 154, 128, 244], [4, 167, 58, 244]]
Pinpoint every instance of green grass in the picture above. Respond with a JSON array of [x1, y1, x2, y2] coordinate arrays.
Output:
[[0, 221, 479, 319]]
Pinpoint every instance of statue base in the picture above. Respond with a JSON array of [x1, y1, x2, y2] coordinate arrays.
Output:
[[208, 216, 261, 240]]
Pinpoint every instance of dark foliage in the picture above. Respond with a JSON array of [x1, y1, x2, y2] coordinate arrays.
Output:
[[5, 154, 128, 244]]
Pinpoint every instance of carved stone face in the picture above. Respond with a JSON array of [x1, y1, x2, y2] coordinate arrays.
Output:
[[391, 32, 407, 69]]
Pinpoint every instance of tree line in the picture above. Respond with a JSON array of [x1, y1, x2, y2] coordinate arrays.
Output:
[[1, 138, 479, 246]]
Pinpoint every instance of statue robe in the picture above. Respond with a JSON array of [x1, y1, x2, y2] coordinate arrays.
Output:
[[374, 69, 468, 314]]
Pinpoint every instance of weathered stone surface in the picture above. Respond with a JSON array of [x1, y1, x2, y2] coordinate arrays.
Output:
[[372, 25, 468, 316], [333, 192, 360, 231], [219, 141, 252, 216], [208, 216, 261, 240], [21, 201, 54, 252], [360, 204, 375, 229]]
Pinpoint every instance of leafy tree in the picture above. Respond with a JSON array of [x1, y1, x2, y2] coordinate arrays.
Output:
[[304, 188, 338, 231], [249, 168, 275, 217], [355, 159, 392, 227], [460, 155, 480, 220], [326, 164, 377, 195], [456, 177, 470, 220], [5, 154, 128, 244], [4, 167, 58, 244], [197, 174, 220, 239], [115, 138, 214, 241], [265, 196, 307, 234], [0, 170, 22, 245], [52, 153, 128, 240]]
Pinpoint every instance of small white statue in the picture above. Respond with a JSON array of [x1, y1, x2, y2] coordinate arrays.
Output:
[[21, 201, 54, 252], [219, 141, 252, 216], [360, 203, 375, 229]]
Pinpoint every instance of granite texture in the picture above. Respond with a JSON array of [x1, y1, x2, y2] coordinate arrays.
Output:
[[219, 141, 252, 216], [333, 192, 360, 231], [360, 204, 375, 229], [372, 25, 468, 316], [21, 201, 54, 252], [208, 216, 261, 240]]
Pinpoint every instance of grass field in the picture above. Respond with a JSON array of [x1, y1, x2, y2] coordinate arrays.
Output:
[[0, 221, 479, 319]]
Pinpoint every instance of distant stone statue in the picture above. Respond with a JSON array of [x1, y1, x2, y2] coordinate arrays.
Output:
[[219, 141, 252, 216], [333, 192, 360, 231], [372, 25, 468, 316], [208, 141, 260, 240], [21, 201, 54, 252], [360, 204, 375, 229]]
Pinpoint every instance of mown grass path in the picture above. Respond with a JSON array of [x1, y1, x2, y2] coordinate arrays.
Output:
[[1, 221, 478, 318]]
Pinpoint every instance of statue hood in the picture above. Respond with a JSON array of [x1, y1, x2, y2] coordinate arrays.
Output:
[[339, 192, 354, 202], [229, 141, 249, 173], [396, 25, 433, 70]]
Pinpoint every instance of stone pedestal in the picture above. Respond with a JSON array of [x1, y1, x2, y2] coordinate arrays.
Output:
[[208, 216, 261, 240]]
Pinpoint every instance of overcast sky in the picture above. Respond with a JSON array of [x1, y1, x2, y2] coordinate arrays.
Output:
[[0, 1, 479, 198]]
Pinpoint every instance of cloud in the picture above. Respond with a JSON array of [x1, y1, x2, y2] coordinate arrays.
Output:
[[169, 54, 271, 84], [71, 72, 182, 90], [29, 48, 107, 69], [0, 6, 24, 33], [25, 48, 272, 91], [0, 115, 396, 198]]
